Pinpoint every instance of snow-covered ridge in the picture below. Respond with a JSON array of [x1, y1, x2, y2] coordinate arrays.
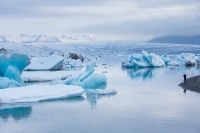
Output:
[[21, 34, 61, 43], [0, 36, 9, 43], [0, 34, 96, 43]]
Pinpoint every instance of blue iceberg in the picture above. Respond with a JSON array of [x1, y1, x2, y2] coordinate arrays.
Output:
[[122, 50, 200, 68], [0, 53, 30, 88], [64, 61, 107, 89], [122, 50, 165, 68]]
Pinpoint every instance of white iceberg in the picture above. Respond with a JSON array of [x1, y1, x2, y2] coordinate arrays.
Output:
[[0, 84, 84, 103], [25, 55, 64, 71]]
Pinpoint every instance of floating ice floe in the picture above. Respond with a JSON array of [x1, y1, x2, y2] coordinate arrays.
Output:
[[122, 50, 200, 68], [25, 55, 64, 71], [22, 70, 80, 82], [0, 84, 84, 103]]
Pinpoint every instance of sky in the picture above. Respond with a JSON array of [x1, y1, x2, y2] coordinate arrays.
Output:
[[0, 0, 200, 41]]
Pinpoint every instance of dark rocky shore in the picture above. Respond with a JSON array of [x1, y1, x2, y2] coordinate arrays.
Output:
[[179, 75, 200, 93]]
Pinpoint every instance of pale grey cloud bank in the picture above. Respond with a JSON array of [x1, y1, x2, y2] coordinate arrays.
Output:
[[0, 0, 200, 41]]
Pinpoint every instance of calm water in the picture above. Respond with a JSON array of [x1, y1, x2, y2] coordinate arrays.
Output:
[[1, 42, 200, 133]]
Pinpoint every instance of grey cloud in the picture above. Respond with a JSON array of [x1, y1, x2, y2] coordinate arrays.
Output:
[[0, 0, 200, 40], [74, 12, 200, 36], [0, 0, 107, 17]]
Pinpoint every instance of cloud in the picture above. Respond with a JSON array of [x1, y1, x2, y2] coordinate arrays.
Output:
[[74, 3, 200, 35], [0, 0, 200, 40]]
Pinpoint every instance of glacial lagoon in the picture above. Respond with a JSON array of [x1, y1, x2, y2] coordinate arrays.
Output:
[[1, 42, 200, 133]]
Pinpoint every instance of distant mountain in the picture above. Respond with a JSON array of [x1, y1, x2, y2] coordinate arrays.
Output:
[[60, 34, 95, 42], [0, 36, 9, 43], [21, 34, 61, 43], [0, 34, 95, 43], [148, 35, 200, 44]]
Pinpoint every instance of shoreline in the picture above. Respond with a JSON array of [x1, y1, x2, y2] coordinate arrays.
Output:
[[178, 75, 200, 93]]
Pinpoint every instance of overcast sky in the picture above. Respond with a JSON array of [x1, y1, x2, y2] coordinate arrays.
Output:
[[0, 0, 200, 41]]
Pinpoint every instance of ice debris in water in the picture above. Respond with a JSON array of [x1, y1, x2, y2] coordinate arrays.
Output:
[[0, 53, 30, 88], [122, 50, 200, 68]]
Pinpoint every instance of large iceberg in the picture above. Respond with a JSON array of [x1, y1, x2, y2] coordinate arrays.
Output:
[[0, 53, 30, 87], [122, 50, 165, 68], [122, 50, 200, 68]]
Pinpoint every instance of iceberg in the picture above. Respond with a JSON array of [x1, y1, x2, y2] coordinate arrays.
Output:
[[122, 50, 200, 68], [64, 61, 107, 90], [122, 50, 165, 68], [0, 77, 22, 89], [25, 55, 64, 71], [81, 73, 107, 89], [0, 84, 84, 103], [0, 53, 30, 86], [168, 53, 198, 66]]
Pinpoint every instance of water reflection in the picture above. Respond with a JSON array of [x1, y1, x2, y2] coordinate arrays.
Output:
[[0, 105, 32, 121], [86, 92, 117, 108], [122, 67, 162, 81], [179, 83, 200, 94]]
